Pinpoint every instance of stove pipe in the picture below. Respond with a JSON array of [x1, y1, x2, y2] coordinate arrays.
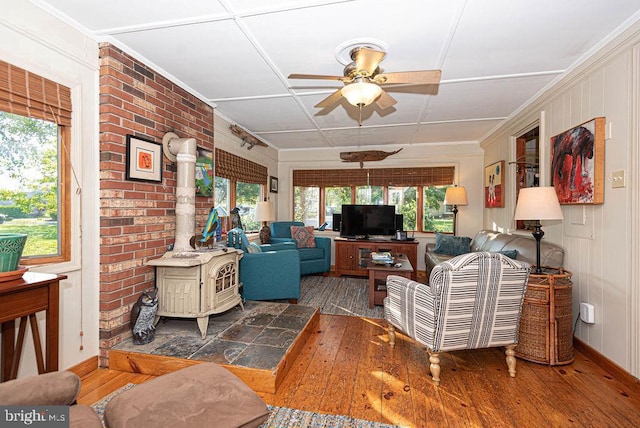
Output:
[[162, 132, 197, 252]]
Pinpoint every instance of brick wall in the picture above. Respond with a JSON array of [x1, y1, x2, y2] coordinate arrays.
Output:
[[98, 43, 214, 366]]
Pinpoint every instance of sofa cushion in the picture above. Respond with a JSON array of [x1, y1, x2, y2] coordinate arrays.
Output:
[[0, 370, 80, 406], [298, 246, 325, 261], [70, 405, 103, 428], [105, 363, 270, 428], [494, 249, 518, 259], [434, 233, 471, 256], [290, 225, 316, 248]]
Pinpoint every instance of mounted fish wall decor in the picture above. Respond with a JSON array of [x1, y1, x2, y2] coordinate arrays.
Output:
[[339, 148, 402, 168]]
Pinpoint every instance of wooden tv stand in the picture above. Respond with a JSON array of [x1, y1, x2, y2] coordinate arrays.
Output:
[[334, 237, 418, 280]]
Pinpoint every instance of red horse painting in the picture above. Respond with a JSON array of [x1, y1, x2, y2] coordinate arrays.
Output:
[[550, 118, 604, 204]]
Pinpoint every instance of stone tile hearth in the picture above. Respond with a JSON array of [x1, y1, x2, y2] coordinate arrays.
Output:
[[114, 301, 317, 371]]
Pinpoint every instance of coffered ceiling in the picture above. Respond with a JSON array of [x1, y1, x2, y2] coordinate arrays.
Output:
[[36, 0, 640, 150]]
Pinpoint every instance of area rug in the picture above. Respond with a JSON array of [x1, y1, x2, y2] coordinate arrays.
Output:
[[92, 384, 403, 427], [91, 383, 135, 426], [299, 275, 384, 319], [263, 405, 403, 427]]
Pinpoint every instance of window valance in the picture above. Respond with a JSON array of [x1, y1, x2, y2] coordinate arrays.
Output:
[[293, 166, 455, 187], [215, 148, 267, 185], [0, 61, 72, 126]]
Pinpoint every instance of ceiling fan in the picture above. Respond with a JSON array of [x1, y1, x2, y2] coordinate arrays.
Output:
[[288, 46, 442, 124]]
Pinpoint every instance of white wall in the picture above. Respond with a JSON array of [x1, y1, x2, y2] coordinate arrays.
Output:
[[278, 142, 485, 272], [481, 21, 640, 376], [214, 112, 279, 205], [0, 1, 100, 375]]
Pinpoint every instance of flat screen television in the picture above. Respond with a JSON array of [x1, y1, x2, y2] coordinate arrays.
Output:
[[340, 204, 397, 238]]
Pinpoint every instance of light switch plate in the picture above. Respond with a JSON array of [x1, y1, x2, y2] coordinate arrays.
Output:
[[612, 170, 626, 188]]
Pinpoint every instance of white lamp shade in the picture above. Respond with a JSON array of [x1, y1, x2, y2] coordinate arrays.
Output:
[[514, 187, 564, 220], [341, 81, 382, 106], [444, 186, 468, 206], [254, 201, 275, 222]]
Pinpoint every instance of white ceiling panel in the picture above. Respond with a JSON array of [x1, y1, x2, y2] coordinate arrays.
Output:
[[36, 0, 640, 150], [413, 120, 504, 144], [214, 97, 314, 132], [444, 0, 640, 79], [427, 74, 558, 122], [256, 130, 331, 150], [116, 20, 288, 98], [321, 125, 418, 148], [41, 0, 228, 31]]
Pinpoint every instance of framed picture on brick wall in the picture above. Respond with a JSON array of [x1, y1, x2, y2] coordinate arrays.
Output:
[[126, 134, 162, 183]]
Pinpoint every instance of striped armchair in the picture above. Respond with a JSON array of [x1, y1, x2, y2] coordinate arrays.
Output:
[[384, 252, 530, 385]]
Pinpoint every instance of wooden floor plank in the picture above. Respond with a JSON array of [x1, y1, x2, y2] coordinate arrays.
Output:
[[317, 315, 363, 416], [288, 314, 350, 410], [401, 333, 447, 427], [379, 324, 419, 427], [76, 314, 640, 427], [258, 313, 330, 406], [348, 317, 387, 423]]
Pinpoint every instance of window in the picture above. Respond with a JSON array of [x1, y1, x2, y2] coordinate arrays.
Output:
[[390, 186, 417, 231], [214, 176, 230, 217], [355, 186, 383, 204], [0, 61, 72, 265], [424, 185, 452, 233], [236, 181, 260, 231], [214, 149, 268, 233], [293, 167, 455, 233], [294, 186, 319, 227], [325, 187, 350, 230]]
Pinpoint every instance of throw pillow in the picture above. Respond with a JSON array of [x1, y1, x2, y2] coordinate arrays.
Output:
[[247, 242, 262, 253], [290, 225, 316, 248], [433, 233, 471, 256], [494, 249, 518, 259]]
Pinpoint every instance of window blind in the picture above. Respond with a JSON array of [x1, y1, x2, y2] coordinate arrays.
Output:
[[215, 148, 267, 185], [0, 61, 72, 126], [293, 166, 455, 187]]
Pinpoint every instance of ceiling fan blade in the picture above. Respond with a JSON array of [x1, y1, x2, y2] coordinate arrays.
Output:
[[376, 70, 442, 85], [288, 73, 346, 81], [315, 89, 344, 108], [376, 90, 397, 110], [353, 47, 386, 76]]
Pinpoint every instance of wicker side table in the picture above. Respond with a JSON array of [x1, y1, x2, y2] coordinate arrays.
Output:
[[515, 267, 574, 365]]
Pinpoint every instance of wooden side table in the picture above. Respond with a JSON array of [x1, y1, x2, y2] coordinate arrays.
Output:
[[366, 254, 413, 308], [0, 272, 66, 381], [515, 267, 574, 365]]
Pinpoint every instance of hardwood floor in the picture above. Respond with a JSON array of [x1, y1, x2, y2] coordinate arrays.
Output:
[[77, 314, 640, 427]]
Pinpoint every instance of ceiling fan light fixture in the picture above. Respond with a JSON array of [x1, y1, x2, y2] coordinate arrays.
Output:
[[341, 80, 382, 107]]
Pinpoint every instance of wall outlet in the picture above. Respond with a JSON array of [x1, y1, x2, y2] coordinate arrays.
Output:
[[580, 303, 595, 324]]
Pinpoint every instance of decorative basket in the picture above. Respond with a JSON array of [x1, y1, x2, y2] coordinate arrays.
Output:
[[0, 233, 28, 272], [515, 266, 574, 365]]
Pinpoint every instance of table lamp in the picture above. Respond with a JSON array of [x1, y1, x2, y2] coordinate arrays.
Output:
[[254, 199, 275, 244], [444, 185, 468, 236], [513, 187, 563, 274]]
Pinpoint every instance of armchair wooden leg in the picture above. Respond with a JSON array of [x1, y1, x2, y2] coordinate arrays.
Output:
[[505, 344, 517, 378], [388, 323, 396, 347], [427, 350, 440, 386]]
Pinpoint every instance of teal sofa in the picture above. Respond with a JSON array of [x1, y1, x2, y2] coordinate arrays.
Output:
[[227, 228, 300, 302], [269, 221, 331, 276]]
